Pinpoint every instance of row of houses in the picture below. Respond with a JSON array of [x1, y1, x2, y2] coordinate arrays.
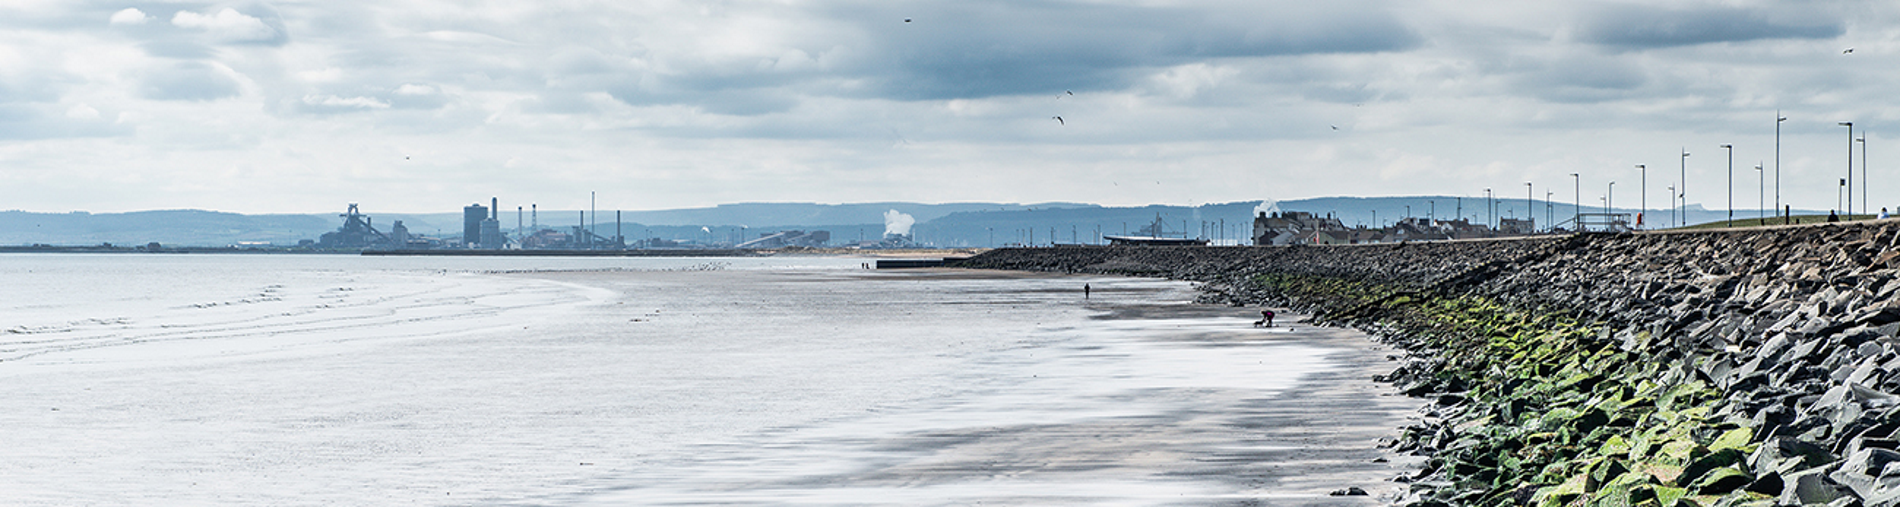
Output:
[[1252, 211, 1537, 245]]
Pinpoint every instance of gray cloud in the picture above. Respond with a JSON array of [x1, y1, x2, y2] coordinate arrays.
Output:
[[833, 0, 1424, 100], [139, 62, 241, 101], [574, 0, 1423, 114], [9, 0, 1900, 214], [0, 104, 129, 140], [1576, 5, 1843, 49]]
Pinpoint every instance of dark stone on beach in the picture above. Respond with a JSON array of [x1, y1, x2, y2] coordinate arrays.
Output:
[[1329, 487, 1368, 496]]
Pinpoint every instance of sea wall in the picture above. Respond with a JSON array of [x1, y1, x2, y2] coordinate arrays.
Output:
[[954, 222, 1900, 506]]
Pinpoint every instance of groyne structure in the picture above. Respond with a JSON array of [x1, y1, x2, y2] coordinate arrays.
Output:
[[954, 222, 1900, 507]]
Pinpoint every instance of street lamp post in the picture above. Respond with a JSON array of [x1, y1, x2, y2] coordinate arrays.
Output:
[[1546, 191, 1554, 232], [1636, 164, 1646, 229], [1570, 173, 1580, 231], [1525, 182, 1533, 232], [1667, 185, 1676, 227], [1777, 113, 1787, 219], [1860, 135, 1869, 217], [1680, 148, 1691, 227], [1484, 188, 1492, 228], [1608, 181, 1616, 216], [1754, 164, 1764, 224], [1842, 122, 1855, 218], [1721, 144, 1734, 228]]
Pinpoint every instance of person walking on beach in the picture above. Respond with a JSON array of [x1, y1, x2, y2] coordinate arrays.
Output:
[[1254, 309, 1275, 328], [1083, 283, 1090, 299]]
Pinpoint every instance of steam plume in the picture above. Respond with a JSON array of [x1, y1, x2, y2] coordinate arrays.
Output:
[[883, 210, 915, 237]]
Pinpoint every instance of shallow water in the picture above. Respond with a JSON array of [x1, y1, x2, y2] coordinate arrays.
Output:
[[0, 254, 1361, 506]]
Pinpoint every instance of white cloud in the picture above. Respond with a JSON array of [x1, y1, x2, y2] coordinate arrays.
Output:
[[0, 1, 1895, 214], [65, 103, 100, 119], [301, 95, 391, 109], [171, 8, 279, 43], [109, 8, 150, 26]]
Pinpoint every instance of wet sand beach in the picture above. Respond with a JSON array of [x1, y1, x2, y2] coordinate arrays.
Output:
[[561, 268, 1428, 506], [0, 256, 1421, 506]]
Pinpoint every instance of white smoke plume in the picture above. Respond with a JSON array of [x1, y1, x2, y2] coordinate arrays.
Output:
[[1253, 200, 1281, 217], [883, 209, 915, 237]]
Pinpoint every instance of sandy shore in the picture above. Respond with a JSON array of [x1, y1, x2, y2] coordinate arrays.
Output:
[[571, 269, 1426, 506], [0, 257, 1420, 506]]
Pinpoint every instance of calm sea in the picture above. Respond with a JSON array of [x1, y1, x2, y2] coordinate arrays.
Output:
[[0, 254, 1335, 506]]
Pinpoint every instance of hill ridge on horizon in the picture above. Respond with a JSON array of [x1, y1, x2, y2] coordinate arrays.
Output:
[[0, 197, 1828, 247]]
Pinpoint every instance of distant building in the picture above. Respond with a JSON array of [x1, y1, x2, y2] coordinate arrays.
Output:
[[479, 218, 503, 249], [463, 203, 489, 248], [1498, 218, 1535, 235], [316, 203, 392, 249], [1254, 211, 1347, 246], [390, 220, 409, 247], [521, 229, 572, 249]]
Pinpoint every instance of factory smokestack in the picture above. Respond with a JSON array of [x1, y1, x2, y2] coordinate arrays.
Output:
[[491, 197, 498, 220]]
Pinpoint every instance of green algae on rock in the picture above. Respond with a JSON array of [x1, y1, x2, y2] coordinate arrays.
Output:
[[955, 221, 1900, 506]]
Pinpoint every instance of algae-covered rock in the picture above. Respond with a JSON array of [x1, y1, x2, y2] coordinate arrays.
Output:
[[961, 221, 1900, 506]]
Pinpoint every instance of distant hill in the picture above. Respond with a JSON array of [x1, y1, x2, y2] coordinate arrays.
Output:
[[0, 199, 1825, 247]]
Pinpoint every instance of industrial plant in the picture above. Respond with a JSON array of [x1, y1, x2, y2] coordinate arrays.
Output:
[[307, 198, 839, 252]]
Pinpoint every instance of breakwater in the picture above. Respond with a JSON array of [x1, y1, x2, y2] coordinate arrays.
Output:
[[954, 222, 1900, 506]]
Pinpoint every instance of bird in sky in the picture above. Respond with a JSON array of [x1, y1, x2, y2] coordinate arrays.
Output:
[[1052, 116, 1063, 125], [1331, 125, 1338, 130], [1844, 48, 1855, 54], [904, 18, 911, 23]]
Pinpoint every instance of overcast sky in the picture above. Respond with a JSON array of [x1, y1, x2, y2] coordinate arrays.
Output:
[[1, 0, 1894, 214]]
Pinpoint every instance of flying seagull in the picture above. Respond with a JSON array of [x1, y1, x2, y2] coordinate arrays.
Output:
[[1331, 125, 1338, 130], [1052, 116, 1064, 125], [904, 18, 911, 23], [1844, 48, 1855, 54]]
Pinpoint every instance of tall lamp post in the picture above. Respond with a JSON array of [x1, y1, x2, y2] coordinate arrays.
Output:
[[1525, 182, 1533, 232], [1545, 191, 1554, 232], [1776, 113, 1787, 219], [1859, 135, 1869, 217], [1680, 148, 1691, 227], [1608, 181, 1616, 216], [1484, 188, 1492, 228], [1721, 143, 1734, 228], [1841, 122, 1855, 218], [1667, 185, 1676, 227], [1636, 164, 1646, 229], [1570, 173, 1580, 231], [1754, 163, 1764, 224]]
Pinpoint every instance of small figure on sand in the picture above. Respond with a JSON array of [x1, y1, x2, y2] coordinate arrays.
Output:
[[1084, 283, 1090, 299], [1829, 210, 1841, 223], [1882, 208, 1891, 220], [1253, 309, 1275, 328]]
